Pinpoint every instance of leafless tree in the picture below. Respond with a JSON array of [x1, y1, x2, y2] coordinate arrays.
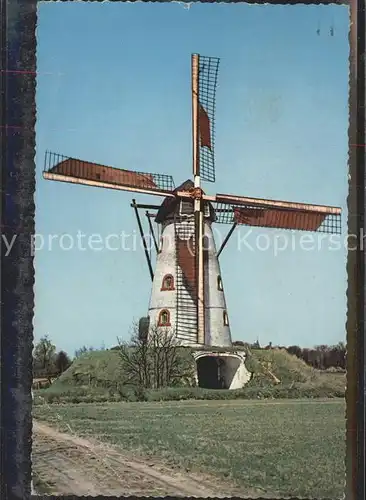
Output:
[[117, 322, 188, 389]]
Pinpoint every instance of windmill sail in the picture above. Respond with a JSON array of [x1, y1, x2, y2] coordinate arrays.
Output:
[[233, 207, 328, 232], [197, 55, 220, 183], [43, 151, 175, 197], [213, 195, 341, 234], [199, 104, 211, 149]]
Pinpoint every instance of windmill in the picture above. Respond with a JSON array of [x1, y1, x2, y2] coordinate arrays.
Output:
[[43, 53, 342, 355]]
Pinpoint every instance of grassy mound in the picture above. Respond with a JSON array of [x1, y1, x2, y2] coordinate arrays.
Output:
[[52, 349, 124, 390], [247, 347, 318, 385], [34, 346, 345, 404]]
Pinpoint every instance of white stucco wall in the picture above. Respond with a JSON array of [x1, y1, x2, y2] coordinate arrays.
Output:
[[221, 353, 252, 389], [203, 222, 232, 347], [148, 220, 178, 330]]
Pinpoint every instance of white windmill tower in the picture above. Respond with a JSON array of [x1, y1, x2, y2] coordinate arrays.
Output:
[[43, 54, 342, 388], [138, 178, 232, 348]]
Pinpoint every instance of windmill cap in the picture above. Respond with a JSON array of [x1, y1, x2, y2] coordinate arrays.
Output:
[[155, 179, 216, 223]]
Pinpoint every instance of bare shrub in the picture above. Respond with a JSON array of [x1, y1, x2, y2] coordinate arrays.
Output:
[[116, 322, 184, 389]]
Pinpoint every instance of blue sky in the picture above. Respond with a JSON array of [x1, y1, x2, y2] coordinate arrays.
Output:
[[35, 2, 349, 356]]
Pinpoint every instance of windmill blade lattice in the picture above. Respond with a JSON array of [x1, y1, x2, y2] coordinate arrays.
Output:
[[198, 56, 220, 183], [43, 151, 175, 195], [213, 202, 342, 234]]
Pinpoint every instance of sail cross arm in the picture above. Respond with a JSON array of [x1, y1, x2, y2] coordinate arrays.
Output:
[[214, 193, 341, 215]]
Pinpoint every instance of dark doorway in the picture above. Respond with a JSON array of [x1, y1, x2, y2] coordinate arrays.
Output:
[[196, 356, 225, 389]]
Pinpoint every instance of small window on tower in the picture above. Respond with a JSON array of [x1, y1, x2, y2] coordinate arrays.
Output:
[[158, 309, 171, 327], [223, 311, 229, 326], [180, 200, 194, 216], [217, 275, 223, 291], [161, 274, 175, 291]]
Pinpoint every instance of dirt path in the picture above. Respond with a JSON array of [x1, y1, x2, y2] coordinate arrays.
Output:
[[32, 420, 258, 497]]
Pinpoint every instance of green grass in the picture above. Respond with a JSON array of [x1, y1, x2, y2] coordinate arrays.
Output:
[[33, 398, 345, 498]]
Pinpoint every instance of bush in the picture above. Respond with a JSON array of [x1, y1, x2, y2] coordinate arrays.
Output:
[[33, 381, 345, 406]]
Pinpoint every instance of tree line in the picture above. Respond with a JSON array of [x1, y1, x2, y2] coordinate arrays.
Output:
[[33, 335, 72, 380], [232, 340, 346, 370]]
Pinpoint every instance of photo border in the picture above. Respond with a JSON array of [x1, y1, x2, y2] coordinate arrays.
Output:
[[0, 0, 364, 499]]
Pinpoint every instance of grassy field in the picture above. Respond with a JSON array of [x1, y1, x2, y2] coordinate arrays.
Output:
[[33, 398, 345, 498]]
